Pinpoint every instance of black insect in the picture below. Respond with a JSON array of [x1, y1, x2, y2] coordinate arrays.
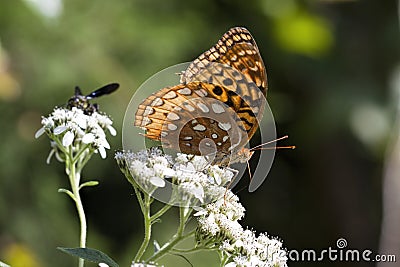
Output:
[[67, 83, 119, 115]]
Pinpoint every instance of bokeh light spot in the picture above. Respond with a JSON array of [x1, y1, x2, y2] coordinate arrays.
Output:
[[273, 11, 334, 57]]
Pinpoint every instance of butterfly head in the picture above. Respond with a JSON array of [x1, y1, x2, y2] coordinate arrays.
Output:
[[236, 147, 254, 164]]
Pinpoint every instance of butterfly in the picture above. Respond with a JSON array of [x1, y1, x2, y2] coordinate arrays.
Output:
[[135, 27, 267, 166], [67, 83, 119, 115]]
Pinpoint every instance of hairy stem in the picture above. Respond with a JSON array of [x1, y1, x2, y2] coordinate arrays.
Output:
[[67, 147, 88, 267], [146, 206, 193, 263], [134, 190, 152, 262]]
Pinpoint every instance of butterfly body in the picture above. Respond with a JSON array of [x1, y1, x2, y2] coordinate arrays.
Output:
[[135, 27, 267, 166]]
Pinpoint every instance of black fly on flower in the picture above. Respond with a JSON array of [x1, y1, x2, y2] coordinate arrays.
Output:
[[67, 83, 119, 115], [35, 83, 119, 161]]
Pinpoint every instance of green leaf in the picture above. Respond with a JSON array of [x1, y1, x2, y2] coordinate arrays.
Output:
[[79, 180, 99, 190], [58, 188, 76, 200], [0, 260, 10, 267], [57, 247, 118, 267]]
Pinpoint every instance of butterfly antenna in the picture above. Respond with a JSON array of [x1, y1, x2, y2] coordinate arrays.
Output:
[[252, 145, 296, 151], [250, 135, 296, 151]]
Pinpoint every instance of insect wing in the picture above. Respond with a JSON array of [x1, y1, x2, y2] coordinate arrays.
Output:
[[85, 83, 119, 99]]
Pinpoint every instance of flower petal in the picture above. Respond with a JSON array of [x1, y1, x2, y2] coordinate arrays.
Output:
[[163, 167, 175, 177], [102, 139, 110, 149], [46, 148, 55, 164], [193, 185, 204, 202], [82, 133, 95, 144], [149, 176, 166, 187], [62, 131, 74, 146], [98, 146, 107, 159], [194, 208, 207, 217], [75, 115, 87, 129], [35, 127, 45, 138], [107, 125, 117, 136], [54, 125, 68, 135]]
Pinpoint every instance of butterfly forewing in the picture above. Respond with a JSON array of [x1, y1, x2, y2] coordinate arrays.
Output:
[[182, 63, 266, 142], [181, 27, 267, 96]]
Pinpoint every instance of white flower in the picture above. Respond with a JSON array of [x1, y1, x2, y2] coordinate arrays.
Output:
[[41, 116, 54, 128], [52, 108, 68, 120], [175, 153, 190, 163], [82, 133, 95, 144], [36, 107, 116, 160], [198, 213, 219, 235], [116, 149, 234, 206], [115, 149, 287, 267], [195, 184, 287, 267]]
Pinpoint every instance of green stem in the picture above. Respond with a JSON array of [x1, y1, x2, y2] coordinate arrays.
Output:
[[150, 203, 173, 222], [53, 137, 69, 155], [67, 147, 87, 267], [219, 251, 231, 267], [133, 186, 146, 219], [146, 206, 193, 263], [134, 191, 152, 262], [172, 244, 214, 254], [72, 144, 91, 164]]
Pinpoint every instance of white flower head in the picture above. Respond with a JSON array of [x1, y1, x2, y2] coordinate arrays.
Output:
[[116, 149, 235, 206], [114, 149, 287, 267], [194, 184, 287, 267], [36, 107, 116, 162]]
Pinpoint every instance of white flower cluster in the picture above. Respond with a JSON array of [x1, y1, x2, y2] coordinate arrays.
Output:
[[195, 195, 287, 267], [115, 148, 235, 205], [35, 107, 116, 161], [116, 149, 287, 267]]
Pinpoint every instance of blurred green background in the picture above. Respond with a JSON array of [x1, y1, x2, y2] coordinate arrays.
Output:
[[0, 0, 399, 266]]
